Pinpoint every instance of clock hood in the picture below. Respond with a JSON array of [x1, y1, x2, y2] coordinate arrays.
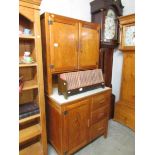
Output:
[[90, 0, 124, 16]]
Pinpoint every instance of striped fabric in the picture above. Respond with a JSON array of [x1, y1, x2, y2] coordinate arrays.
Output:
[[60, 69, 104, 90]]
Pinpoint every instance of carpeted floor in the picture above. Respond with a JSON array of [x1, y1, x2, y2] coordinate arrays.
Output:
[[48, 120, 135, 155]]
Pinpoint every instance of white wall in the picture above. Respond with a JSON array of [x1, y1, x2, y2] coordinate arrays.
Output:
[[40, 0, 135, 102], [40, 0, 93, 21]]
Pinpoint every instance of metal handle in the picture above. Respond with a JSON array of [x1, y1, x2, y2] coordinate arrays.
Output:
[[98, 100, 104, 105]]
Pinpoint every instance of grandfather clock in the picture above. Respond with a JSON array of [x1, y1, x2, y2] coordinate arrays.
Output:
[[90, 0, 124, 118]]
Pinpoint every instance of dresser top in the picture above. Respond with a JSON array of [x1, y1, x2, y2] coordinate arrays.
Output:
[[49, 87, 111, 105]]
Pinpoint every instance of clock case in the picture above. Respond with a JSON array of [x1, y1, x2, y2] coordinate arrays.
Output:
[[90, 0, 124, 47], [90, 0, 124, 118]]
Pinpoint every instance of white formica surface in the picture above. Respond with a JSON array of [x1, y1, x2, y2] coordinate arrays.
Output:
[[49, 87, 111, 105]]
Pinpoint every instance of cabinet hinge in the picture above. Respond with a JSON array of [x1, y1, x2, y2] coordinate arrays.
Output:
[[50, 64, 54, 69], [48, 20, 53, 25], [64, 111, 68, 115]]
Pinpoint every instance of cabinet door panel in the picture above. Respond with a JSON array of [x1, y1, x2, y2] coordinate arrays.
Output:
[[120, 53, 135, 107], [79, 23, 99, 69], [50, 21, 78, 72], [65, 100, 90, 153]]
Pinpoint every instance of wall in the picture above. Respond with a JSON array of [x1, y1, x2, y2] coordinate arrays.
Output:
[[40, 0, 93, 21], [40, 0, 135, 102]]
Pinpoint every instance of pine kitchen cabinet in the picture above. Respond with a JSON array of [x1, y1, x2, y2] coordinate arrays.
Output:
[[46, 87, 111, 155], [40, 12, 100, 73]]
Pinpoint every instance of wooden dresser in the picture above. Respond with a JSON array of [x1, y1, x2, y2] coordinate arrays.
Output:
[[47, 88, 111, 155], [114, 14, 135, 130]]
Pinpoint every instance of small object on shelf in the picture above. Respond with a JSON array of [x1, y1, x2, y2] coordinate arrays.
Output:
[[19, 76, 24, 93], [23, 51, 31, 61], [19, 51, 34, 64], [19, 58, 34, 64], [23, 28, 31, 35], [58, 69, 105, 99], [19, 102, 39, 120]]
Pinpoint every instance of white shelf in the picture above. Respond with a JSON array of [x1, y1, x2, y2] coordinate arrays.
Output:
[[49, 87, 111, 105]]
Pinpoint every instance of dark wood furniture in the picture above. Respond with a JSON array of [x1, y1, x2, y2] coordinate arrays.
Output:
[[19, 0, 47, 154], [47, 88, 111, 155], [90, 0, 124, 118], [114, 14, 135, 130], [90, 0, 124, 86]]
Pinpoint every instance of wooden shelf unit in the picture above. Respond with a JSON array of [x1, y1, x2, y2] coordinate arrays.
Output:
[[19, 114, 40, 125], [19, 0, 47, 154], [20, 142, 43, 155], [19, 62, 37, 67], [22, 80, 38, 90], [19, 124, 41, 144], [19, 35, 35, 40]]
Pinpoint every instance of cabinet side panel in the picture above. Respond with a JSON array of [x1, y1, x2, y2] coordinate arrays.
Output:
[[40, 14, 52, 95], [34, 9, 47, 155], [46, 98, 62, 155], [120, 52, 135, 107]]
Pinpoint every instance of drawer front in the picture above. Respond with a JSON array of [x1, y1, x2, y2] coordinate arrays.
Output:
[[91, 106, 108, 124], [92, 93, 109, 111], [90, 119, 107, 141]]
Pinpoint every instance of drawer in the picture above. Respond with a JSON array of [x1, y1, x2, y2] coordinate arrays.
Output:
[[91, 93, 109, 111], [91, 106, 108, 124], [90, 119, 107, 141]]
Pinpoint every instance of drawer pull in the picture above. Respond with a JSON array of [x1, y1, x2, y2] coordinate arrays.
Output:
[[87, 119, 90, 127], [99, 99, 105, 104], [98, 127, 103, 131]]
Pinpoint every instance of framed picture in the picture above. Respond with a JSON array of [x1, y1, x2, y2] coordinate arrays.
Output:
[[119, 14, 135, 51]]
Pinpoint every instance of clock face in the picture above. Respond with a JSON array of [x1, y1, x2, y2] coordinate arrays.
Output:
[[104, 9, 116, 41], [124, 25, 135, 46]]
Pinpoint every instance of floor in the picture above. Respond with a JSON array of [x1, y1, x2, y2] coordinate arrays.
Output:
[[48, 120, 135, 155]]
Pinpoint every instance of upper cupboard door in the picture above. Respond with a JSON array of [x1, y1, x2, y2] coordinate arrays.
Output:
[[78, 22, 100, 70], [49, 15, 78, 73]]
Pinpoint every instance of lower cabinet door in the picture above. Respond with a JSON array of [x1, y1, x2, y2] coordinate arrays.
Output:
[[64, 99, 90, 154]]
